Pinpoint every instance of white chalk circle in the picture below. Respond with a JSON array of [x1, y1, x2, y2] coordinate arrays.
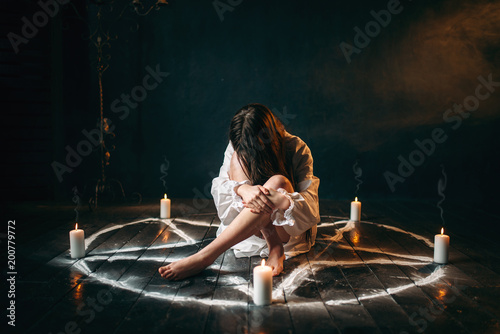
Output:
[[64, 216, 443, 307]]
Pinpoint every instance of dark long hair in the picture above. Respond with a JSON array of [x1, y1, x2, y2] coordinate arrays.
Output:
[[229, 104, 294, 187]]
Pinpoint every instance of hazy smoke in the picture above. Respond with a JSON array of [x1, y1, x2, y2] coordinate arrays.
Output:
[[160, 156, 170, 191], [72, 186, 81, 222], [353, 160, 363, 195], [319, 0, 500, 151], [437, 165, 447, 226]]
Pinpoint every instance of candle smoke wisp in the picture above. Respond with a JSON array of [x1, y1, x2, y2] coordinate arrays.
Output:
[[160, 156, 170, 192], [353, 160, 363, 195], [437, 165, 447, 227], [72, 186, 81, 223]]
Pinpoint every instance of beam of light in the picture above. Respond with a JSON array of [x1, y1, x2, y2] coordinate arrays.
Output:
[[274, 262, 316, 298], [83, 217, 208, 250], [276, 257, 436, 301], [319, 215, 348, 220], [318, 220, 434, 248], [90, 246, 147, 255], [215, 276, 248, 286], [165, 222, 196, 245], [107, 254, 144, 262], [73, 255, 109, 262], [148, 240, 201, 249], [73, 260, 92, 276], [325, 267, 445, 306], [130, 256, 170, 263], [314, 220, 356, 258], [80, 266, 248, 307], [174, 217, 219, 227], [368, 222, 434, 248], [316, 219, 432, 263], [73, 248, 441, 308], [333, 244, 433, 263], [61, 216, 447, 309], [319, 220, 356, 242], [87, 241, 203, 257], [84, 218, 170, 248], [146, 291, 248, 307], [328, 259, 429, 267]]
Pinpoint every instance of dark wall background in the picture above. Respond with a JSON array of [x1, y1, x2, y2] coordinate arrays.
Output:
[[4, 0, 500, 203]]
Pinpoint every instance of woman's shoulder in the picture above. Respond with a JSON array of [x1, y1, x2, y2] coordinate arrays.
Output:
[[284, 131, 311, 154], [284, 131, 315, 181]]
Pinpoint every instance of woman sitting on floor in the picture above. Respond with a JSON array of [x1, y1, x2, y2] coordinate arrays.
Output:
[[159, 103, 320, 280]]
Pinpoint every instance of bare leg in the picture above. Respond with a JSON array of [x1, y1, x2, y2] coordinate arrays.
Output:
[[260, 223, 285, 275], [159, 207, 276, 280], [158, 152, 294, 279], [260, 176, 293, 276]]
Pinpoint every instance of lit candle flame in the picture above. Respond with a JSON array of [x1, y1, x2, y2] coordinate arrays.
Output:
[[75, 223, 78, 230], [355, 197, 358, 202], [164, 193, 167, 199], [441, 227, 444, 235], [261, 259, 266, 267]]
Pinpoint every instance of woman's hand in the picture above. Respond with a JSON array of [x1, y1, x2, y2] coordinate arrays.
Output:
[[267, 188, 292, 211], [236, 184, 275, 214]]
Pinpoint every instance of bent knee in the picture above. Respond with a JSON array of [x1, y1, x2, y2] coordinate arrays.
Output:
[[264, 175, 293, 192]]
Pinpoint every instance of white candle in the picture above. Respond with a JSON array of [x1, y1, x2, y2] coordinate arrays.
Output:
[[350, 197, 361, 221], [253, 259, 272, 306], [69, 223, 85, 259], [434, 227, 450, 264], [160, 193, 171, 218]]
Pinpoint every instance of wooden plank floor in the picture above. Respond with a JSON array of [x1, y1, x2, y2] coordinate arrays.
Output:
[[3, 199, 500, 334]]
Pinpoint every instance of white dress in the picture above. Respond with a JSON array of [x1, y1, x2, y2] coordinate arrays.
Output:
[[211, 131, 320, 259]]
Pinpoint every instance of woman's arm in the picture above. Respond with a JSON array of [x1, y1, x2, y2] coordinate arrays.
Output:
[[230, 152, 276, 214], [268, 137, 320, 236], [229, 152, 248, 182], [211, 143, 251, 223], [211, 143, 276, 222]]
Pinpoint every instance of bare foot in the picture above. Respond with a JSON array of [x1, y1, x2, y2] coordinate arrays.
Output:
[[266, 243, 285, 276], [158, 253, 210, 280]]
